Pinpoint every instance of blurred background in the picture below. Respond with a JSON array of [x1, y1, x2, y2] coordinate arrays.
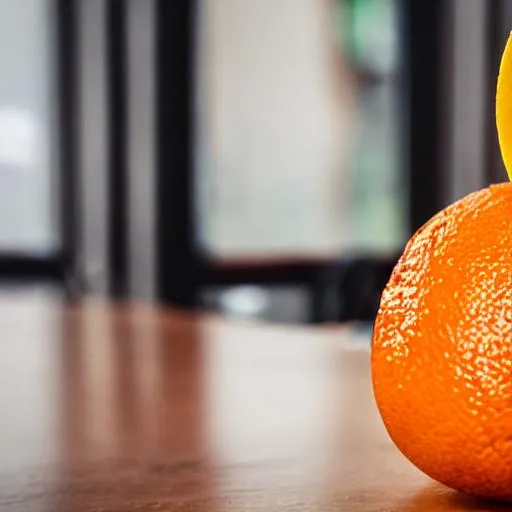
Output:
[[0, 0, 509, 324]]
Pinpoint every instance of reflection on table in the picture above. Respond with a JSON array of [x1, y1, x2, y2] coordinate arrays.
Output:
[[0, 296, 475, 511]]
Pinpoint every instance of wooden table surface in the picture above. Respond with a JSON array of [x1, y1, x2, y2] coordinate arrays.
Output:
[[0, 296, 505, 511]]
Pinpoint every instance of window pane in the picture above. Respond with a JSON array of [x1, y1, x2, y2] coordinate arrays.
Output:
[[195, 0, 406, 260], [343, 0, 406, 253], [0, 0, 57, 253], [195, 0, 355, 260]]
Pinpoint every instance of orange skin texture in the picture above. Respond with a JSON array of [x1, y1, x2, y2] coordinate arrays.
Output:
[[372, 183, 512, 501]]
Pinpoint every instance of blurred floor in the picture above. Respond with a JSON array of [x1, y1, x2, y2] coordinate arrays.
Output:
[[201, 284, 374, 335], [201, 286, 310, 324]]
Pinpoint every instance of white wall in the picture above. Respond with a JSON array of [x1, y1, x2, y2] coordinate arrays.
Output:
[[78, 0, 109, 293], [445, 0, 488, 204], [127, 0, 155, 300]]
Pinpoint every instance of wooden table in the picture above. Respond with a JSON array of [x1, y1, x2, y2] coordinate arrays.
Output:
[[0, 296, 503, 511]]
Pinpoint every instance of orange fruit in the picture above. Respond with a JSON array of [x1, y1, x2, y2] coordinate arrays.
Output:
[[372, 184, 512, 500], [372, 31, 512, 501]]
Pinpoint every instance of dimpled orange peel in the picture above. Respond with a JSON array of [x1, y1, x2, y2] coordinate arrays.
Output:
[[371, 33, 512, 501]]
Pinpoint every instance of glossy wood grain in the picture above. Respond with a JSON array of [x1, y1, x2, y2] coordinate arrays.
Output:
[[0, 295, 505, 511]]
